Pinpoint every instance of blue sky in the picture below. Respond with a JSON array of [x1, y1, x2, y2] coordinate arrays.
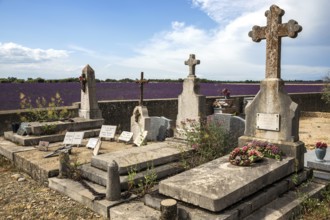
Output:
[[0, 0, 329, 81]]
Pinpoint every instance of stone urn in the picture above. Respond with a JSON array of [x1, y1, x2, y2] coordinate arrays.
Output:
[[315, 148, 327, 162]]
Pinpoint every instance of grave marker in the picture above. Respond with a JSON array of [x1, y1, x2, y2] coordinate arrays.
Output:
[[93, 140, 102, 156], [239, 4, 305, 170], [78, 65, 102, 119], [133, 131, 148, 147], [99, 125, 117, 139], [63, 132, 84, 146], [118, 131, 133, 143], [86, 138, 99, 149], [135, 72, 149, 106], [175, 54, 206, 138]]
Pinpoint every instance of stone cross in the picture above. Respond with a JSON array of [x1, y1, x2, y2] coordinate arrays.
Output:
[[184, 54, 200, 76], [248, 5, 302, 79], [136, 72, 149, 106]]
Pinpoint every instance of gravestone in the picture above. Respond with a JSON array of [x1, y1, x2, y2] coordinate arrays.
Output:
[[130, 72, 151, 141], [148, 116, 171, 141], [238, 5, 305, 170], [118, 131, 134, 143], [207, 113, 245, 146], [78, 65, 102, 119], [99, 125, 117, 140], [175, 54, 206, 138]]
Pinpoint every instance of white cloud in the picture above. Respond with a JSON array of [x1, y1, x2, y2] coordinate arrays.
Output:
[[114, 0, 330, 80], [0, 42, 69, 64]]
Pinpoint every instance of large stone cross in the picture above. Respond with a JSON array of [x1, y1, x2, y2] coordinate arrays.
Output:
[[136, 72, 149, 106], [185, 54, 200, 76], [248, 5, 302, 79]]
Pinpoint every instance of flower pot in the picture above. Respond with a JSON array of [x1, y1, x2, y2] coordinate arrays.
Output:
[[315, 148, 327, 162], [213, 108, 222, 114]]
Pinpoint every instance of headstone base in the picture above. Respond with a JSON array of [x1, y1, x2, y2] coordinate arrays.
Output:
[[238, 135, 306, 171], [79, 109, 102, 119]]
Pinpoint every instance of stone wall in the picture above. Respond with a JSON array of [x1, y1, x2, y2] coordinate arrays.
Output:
[[0, 93, 328, 136]]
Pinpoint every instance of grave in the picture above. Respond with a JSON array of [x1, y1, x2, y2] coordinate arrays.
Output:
[[130, 72, 172, 142], [207, 113, 245, 146], [175, 54, 206, 138], [78, 64, 102, 119], [238, 4, 306, 171], [4, 65, 104, 146]]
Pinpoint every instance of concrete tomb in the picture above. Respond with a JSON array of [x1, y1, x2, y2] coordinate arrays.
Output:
[[175, 54, 206, 138], [238, 4, 306, 170]]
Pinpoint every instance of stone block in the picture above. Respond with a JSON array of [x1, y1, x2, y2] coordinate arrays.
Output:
[[159, 156, 295, 212]]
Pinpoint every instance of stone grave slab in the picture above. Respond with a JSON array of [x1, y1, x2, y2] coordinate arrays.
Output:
[[159, 156, 295, 212], [149, 116, 171, 141], [99, 125, 116, 139], [91, 141, 190, 174], [118, 131, 133, 143], [0, 137, 35, 161]]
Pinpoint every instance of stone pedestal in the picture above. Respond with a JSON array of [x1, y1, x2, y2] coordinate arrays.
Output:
[[239, 79, 306, 170], [78, 65, 102, 119], [175, 75, 205, 138], [130, 106, 151, 142]]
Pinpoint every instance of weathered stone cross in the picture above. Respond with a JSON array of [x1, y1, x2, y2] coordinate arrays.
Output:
[[248, 5, 302, 79], [136, 72, 149, 106], [185, 54, 200, 76]]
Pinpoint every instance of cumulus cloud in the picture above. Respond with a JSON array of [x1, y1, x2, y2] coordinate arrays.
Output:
[[115, 0, 330, 80], [0, 42, 69, 64]]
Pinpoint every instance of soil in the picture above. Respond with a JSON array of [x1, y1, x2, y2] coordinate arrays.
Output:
[[0, 116, 329, 219]]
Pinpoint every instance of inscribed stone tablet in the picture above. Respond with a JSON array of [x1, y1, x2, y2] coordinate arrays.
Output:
[[134, 131, 148, 147], [118, 131, 133, 142], [93, 140, 101, 156], [63, 132, 84, 145], [86, 138, 99, 149], [256, 113, 280, 131], [99, 125, 117, 139]]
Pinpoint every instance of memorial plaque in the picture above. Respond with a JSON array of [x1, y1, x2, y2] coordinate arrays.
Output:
[[86, 138, 99, 149], [93, 140, 102, 156], [63, 132, 84, 145], [118, 131, 133, 143], [256, 113, 280, 131], [99, 125, 117, 139], [133, 131, 148, 147], [37, 141, 49, 151]]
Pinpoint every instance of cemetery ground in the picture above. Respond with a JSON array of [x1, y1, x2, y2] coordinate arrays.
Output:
[[0, 114, 329, 219]]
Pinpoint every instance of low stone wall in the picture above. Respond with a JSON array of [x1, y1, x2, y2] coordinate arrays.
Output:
[[0, 93, 328, 136]]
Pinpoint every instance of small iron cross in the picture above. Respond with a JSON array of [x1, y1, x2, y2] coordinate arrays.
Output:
[[185, 54, 200, 76], [136, 72, 149, 106], [248, 5, 302, 79]]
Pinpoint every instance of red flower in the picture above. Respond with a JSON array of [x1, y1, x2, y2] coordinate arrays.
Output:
[[316, 142, 327, 149]]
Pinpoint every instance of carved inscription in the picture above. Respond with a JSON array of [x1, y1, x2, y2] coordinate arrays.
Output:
[[256, 113, 280, 131]]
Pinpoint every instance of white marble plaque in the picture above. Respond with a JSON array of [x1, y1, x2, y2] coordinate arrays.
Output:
[[118, 131, 133, 143], [93, 140, 102, 156], [63, 132, 84, 145], [86, 138, 99, 149], [99, 125, 117, 139], [133, 131, 148, 147], [256, 113, 280, 131]]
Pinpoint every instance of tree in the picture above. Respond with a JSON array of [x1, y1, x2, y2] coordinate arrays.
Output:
[[321, 73, 330, 104]]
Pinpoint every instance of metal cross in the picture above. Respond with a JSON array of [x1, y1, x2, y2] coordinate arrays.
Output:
[[248, 5, 302, 79], [184, 54, 200, 76], [135, 72, 149, 106]]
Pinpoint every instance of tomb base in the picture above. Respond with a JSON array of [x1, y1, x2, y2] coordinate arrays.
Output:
[[238, 135, 306, 171], [79, 109, 102, 119]]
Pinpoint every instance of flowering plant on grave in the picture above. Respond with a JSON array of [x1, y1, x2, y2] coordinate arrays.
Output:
[[315, 141, 327, 149], [229, 141, 284, 166]]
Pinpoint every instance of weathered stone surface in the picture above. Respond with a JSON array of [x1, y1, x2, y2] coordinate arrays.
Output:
[[81, 161, 184, 189], [307, 160, 330, 172], [130, 105, 151, 141], [91, 141, 190, 174], [149, 116, 171, 141], [110, 201, 160, 220], [176, 54, 205, 137], [0, 137, 34, 161], [79, 64, 102, 119], [159, 156, 295, 212], [4, 129, 101, 146]]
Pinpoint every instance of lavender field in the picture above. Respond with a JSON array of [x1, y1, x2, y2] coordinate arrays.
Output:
[[0, 82, 324, 111]]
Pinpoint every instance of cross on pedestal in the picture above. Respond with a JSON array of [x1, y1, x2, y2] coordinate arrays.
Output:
[[136, 72, 149, 106], [185, 54, 200, 76], [248, 5, 302, 79]]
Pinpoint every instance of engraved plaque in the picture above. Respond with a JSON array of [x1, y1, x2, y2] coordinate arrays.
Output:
[[256, 113, 280, 131], [99, 125, 117, 139]]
